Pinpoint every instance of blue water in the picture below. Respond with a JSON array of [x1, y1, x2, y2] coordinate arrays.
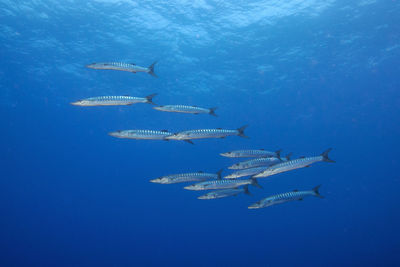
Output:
[[1, 1, 400, 266]]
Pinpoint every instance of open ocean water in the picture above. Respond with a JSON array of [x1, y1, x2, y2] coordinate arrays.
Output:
[[1, 1, 400, 266]]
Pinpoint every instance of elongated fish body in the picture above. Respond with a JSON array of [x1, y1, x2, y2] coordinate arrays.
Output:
[[228, 157, 282, 170], [150, 170, 222, 184], [184, 177, 261, 191], [86, 62, 157, 77], [220, 149, 281, 158], [198, 185, 251, 200], [248, 185, 323, 209], [224, 166, 270, 179], [71, 94, 157, 106], [153, 105, 217, 116], [254, 148, 335, 178], [108, 130, 172, 140], [165, 125, 248, 144]]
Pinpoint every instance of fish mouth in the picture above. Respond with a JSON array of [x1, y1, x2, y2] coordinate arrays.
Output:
[[184, 186, 197, 190], [108, 131, 121, 137], [149, 179, 160, 183], [197, 195, 208, 200], [70, 101, 81, 106], [248, 204, 259, 209]]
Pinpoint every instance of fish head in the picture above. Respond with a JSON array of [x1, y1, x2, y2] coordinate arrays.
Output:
[[248, 202, 261, 209], [220, 151, 234, 157], [150, 177, 169, 184], [248, 200, 267, 209], [85, 63, 106, 69], [184, 184, 202, 191], [250, 198, 274, 209], [108, 130, 125, 138], [198, 194, 212, 200], [224, 174, 236, 179], [198, 192, 217, 199], [70, 99, 90, 106], [228, 163, 241, 170], [153, 106, 165, 111]]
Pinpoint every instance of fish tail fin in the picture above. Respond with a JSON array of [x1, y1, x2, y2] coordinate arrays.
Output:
[[216, 169, 223, 180], [209, 107, 218, 117], [148, 61, 157, 77], [237, 125, 249, 138], [145, 93, 157, 104], [184, 139, 194, 145], [312, 185, 324, 198], [243, 185, 251, 195], [321, 148, 335, 163], [250, 177, 262, 189], [285, 152, 292, 161], [275, 149, 282, 160]]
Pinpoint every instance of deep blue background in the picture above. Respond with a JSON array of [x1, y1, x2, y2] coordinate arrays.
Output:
[[1, 1, 400, 266]]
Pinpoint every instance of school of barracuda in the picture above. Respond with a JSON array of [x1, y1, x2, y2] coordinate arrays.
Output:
[[72, 61, 335, 209]]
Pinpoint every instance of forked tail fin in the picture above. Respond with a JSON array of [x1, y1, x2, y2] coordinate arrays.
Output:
[[243, 185, 251, 196], [209, 107, 218, 117], [285, 152, 292, 161], [321, 148, 335, 163], [275, 149, 282, 160], [145, 93, 157, 104], [250, 177, 262, 189], [148, 61, 157, 77], [312, 185, 324, 198], [237, 125, 249, 138], [216, 169, 223, 180]]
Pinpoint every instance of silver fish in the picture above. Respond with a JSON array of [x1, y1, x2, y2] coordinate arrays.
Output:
[[224, 166, 270, 179], [153, 105, 217, 116], [165, 125, 248, 144], [228, 153, 292, 170], [253, 149, 335, 178], [71, 93, 157, 106], [86, 62, 157, 77], [150, 170, 222, 184], [184, 177, 261, 191], [220, 149, 281, 158], [108, 129, 172, 140], [248, 185, 323, 209], [198, 185, 251, 200]]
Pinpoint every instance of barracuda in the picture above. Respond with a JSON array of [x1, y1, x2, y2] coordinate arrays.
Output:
[[228, 153, 292, 170], [224, 166, 271, 179], [165, 125, 248, 144], [220, 149, 281, 158], [253, 148, 335, 178], [71, 93, 157, 106], [248, 185, 323, 209], [153, 105, 217, 116], [108, 129, 172, 140], [198, 185, 251, 200], [86, 61, 157, 77], [184, 177, 261, 191], [150, 170, 223, 184]]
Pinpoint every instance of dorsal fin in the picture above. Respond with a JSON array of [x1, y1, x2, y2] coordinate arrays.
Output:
[[123, 94, 130, 96], [161, 129, 169, 132], [198, 171, 204, 173], [299, 156, 306, 158], [216, 128, 222, 130], [130, 63, 136, 65], [260, 148, 265, 150], [293, 189, 299, 192]]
